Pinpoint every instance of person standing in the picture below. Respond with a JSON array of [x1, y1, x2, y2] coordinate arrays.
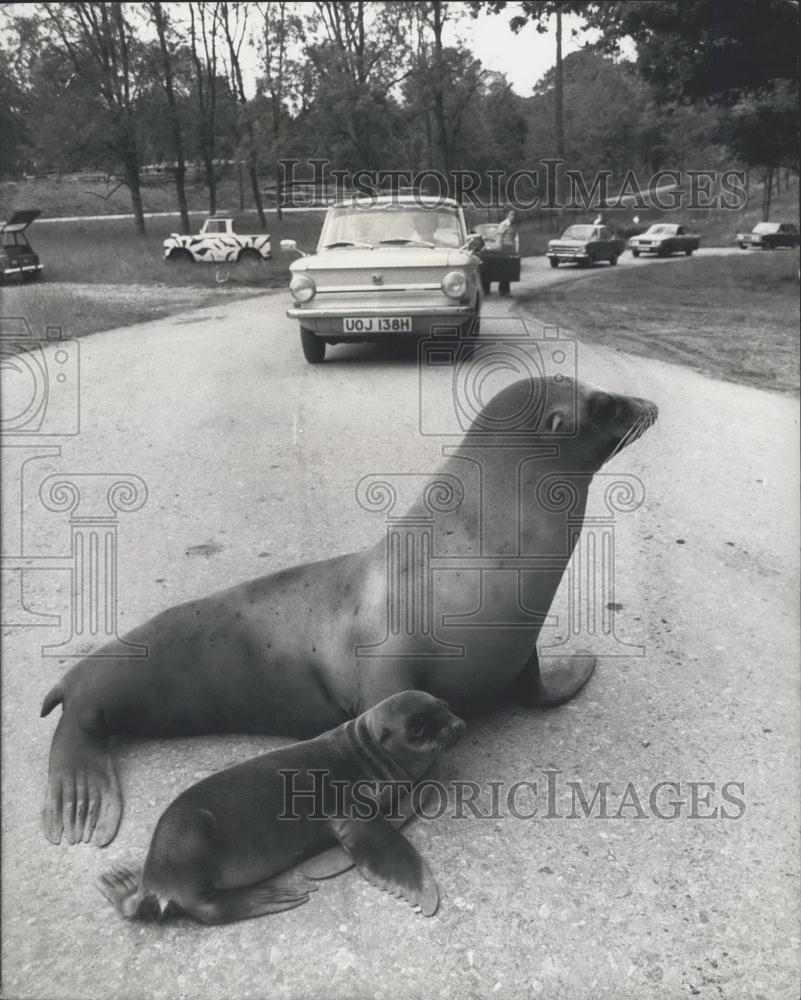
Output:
[[496, 208, 520, 296]]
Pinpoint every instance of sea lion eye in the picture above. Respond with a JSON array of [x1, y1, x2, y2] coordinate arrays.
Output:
[[592, 393, 617, 420]]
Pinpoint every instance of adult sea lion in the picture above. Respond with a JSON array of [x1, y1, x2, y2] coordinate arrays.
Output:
[[98, 691, 464, 924], [41, 374, 658, 847]]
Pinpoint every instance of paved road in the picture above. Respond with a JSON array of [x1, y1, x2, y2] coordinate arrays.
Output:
[[1, 257, 798, 999]]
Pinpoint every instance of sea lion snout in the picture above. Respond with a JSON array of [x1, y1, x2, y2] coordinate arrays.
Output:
[[367, 691, 466, 769]]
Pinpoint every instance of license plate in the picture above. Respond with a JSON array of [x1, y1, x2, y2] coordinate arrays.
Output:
[[343, 317, 412, 334]]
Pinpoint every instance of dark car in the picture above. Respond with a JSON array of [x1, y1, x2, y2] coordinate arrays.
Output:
[[628, 224, 700, 257], [473, 222, 522, 293], [0, 210, 43, 282], [735, 222, 800, 250], [546, 224, 625, 267]]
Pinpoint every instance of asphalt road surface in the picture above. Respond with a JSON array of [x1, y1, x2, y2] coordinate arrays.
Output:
[[2, 253, 798, 1000]]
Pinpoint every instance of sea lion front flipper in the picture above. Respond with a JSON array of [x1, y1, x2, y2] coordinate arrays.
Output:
[[43, 711, 122, 846], [329, 816, 439, 917], [515, 647, 596, 708], [299, 845, 355, 880], [300, 796, 421, 880]]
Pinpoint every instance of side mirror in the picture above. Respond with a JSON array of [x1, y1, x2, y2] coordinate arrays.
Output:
[[280, 239, 307, 257]]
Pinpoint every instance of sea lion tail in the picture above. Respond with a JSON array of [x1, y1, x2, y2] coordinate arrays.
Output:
[[40, 681, 65, 718]]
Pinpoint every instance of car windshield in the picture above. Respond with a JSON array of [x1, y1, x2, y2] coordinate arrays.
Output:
[[560, 226, 595, 239], [753, 223, 780, 234], [318, 204, 464, 250], [646, 225, 677, 235]]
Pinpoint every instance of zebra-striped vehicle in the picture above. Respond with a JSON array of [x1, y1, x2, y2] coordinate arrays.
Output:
[[163, 217, 271, 265]]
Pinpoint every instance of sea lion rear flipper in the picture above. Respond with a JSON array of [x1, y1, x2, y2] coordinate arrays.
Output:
[[516, 647, 597, 708], [329, 816, 439, 917], [184, 875, 314, 925]]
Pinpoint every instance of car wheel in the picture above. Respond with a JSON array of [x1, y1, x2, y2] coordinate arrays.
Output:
[[238, 248, 262, 268], [549, 258, 559, 268], [657, 246, 668, 257], [609, 253, 618, 266], [166, 249, 194, 265], [480, 275, 491, 294], [739, 242, 747, 249], [685, 248, 694, 256], [632, 249, 640, 258], [300, 327, 326, 364]]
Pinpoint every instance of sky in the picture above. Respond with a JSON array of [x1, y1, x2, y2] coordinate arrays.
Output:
[[444, 5, 601, 96]]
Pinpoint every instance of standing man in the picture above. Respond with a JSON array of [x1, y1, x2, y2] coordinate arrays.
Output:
[[496, 208, 520, 296]]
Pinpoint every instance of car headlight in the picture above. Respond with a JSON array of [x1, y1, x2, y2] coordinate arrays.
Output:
[[441, 270, 467, 299], [289, 274, 316, 303]]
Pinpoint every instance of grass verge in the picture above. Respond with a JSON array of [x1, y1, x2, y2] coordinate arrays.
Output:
[[0, 212, 325, 340], [518, 251, 800, 394]]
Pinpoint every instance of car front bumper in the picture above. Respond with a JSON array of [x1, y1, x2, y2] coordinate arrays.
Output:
[[286, 301, 478, 337], [1, 262, 43, 278], [546, 249, 589, 261]]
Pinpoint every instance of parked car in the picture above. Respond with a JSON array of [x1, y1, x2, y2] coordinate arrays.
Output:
[[735, 222, 800, 250], [0, 209, 43, 282], [163, 216, 271, 264], [629, 224, 700, 257], [473, 222, 522, 293], [546, 224, 625, 267], [282, 195, 482, 363]]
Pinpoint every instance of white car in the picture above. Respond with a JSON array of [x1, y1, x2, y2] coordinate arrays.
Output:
[[282, 196, 482, 363], [163, 217, 271, 264]]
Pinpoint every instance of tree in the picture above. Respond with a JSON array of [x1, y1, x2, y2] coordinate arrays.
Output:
[[217, 2, 267, 227], [149, 2, 190, 232], [0, 46, 27, 178], [257, 1, 303, 219], [581, 0, 800, 216], [39, 3, 151, 233], [474, 2, 592, 164], [304, 2, 411, 168]]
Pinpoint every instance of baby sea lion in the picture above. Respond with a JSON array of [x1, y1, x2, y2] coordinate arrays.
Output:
[[42, 375, 658, 847], [98, 691, 465, 924]]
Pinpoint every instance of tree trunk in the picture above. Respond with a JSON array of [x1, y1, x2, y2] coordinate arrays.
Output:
[[203, 154, 217, 215], [431, 1, 450, 190], [152, 1, 190, 233], [555, 7, 564, 160], [248, 143, 266, 229], [762, 166, 773, 220], [122, 145, 146, 235]]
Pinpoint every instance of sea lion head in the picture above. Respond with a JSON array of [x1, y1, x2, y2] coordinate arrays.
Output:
[[364, 691, 465, 777], [468, 376, 658, 470]]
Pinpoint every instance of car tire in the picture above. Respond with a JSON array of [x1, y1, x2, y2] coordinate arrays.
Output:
[[300, 327, 326, 364], [549, 258, 559, 268], [632, 249, 640, 258], [609, 253, 618, 266], [739, 242, 748, 249], [480, 275, 491, 294], [238, 248, 262, 267], [166, 249, 194, 265], [685, 248, 694, 256]]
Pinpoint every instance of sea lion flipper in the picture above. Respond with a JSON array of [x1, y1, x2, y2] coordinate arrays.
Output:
[[516, 648, 597, 708], [43, 713, 122, 846], [299, 845, 355, 880], [185, 878, 313, 925], [330, 816, 439, 917]]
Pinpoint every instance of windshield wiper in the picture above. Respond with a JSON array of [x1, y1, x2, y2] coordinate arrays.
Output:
[[323, 240, 376, 249], [379, 238, 435, 248]]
